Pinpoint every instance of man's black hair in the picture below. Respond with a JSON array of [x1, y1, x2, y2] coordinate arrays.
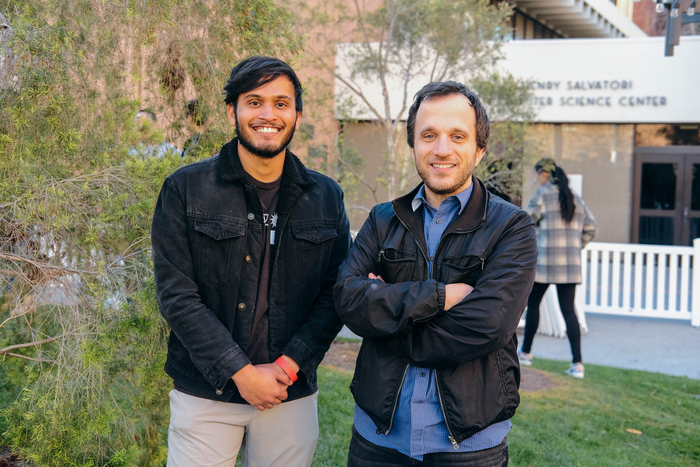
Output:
[[185, 99, 207, 126], [406, 81, 489, 150], [137, 109, 157, 122], [223, 56, 303, 113]]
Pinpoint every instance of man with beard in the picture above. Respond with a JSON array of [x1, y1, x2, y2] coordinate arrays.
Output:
[[334, 81, 537, 466], [152, 56, 351, 467]]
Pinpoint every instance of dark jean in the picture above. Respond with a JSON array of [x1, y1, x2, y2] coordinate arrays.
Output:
[[347, 426, 509, 467]]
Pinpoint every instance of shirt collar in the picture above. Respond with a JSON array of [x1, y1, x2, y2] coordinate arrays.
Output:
[[411, 183, 473, 214]]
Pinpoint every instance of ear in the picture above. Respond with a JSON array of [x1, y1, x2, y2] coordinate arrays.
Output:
[[295, 111, 302, 130], [475, 147, 486, 167], [226, 104, 236, 127]]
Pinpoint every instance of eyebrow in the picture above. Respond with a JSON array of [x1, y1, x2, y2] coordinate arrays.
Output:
[[420, 126, 470, 134], [242, 93, 293, 101]]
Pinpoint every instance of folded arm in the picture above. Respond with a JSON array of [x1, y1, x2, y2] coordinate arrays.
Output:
[[401, 211, 537, 368], [334, 208, 447, 339]]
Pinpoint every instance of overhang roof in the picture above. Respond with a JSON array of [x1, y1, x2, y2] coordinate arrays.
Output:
[[512, 0, 647, 38]]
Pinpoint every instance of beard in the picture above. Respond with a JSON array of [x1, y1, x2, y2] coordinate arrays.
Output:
[[415, 163, 473, 197], [236, 114, 297, 159]]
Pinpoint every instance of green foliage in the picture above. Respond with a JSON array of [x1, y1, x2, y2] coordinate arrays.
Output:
[[0, 0, 303, 465], [471, 73, 536, 204]]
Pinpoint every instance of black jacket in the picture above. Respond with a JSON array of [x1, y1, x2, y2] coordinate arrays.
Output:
[[152, 138, 351, 402], [334, 177, 537, 444]]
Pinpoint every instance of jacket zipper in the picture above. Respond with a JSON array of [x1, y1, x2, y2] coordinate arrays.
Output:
[[391, 209, 485, 443], [385, 364, 409, 434], [435, 372, 460, 449]]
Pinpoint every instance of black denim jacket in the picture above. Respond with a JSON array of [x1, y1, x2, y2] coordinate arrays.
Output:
[[152, 138, 351, 402], [334, 177, 537, 443]]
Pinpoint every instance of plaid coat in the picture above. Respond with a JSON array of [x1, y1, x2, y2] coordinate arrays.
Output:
[[526, 182, 597, 284]]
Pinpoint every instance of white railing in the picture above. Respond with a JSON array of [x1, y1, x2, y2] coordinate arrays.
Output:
[[578, 239, 700, 327]]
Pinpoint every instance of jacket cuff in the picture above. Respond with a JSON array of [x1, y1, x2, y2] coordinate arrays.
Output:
[[437, 282, 447, 313], [281, 338, 316, 384], [206, 346, 251, 391]]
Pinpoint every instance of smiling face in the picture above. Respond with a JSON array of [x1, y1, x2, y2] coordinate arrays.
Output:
[[411, 93, 486, 208], [227, 75, 301, 160]]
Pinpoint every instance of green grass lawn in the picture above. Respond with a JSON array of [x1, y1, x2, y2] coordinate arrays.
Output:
[[314, 359, 700, 467]]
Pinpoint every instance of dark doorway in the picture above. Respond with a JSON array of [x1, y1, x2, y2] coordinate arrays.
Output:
[[632, 147, 700, 246]]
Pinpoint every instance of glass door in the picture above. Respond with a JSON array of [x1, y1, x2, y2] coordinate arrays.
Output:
[[633, 149, 700, 246], [632, 153, 684, 245], [682, 155, 700, 245]]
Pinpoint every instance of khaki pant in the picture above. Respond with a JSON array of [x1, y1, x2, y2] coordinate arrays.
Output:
[[167, 389, 319, 467]]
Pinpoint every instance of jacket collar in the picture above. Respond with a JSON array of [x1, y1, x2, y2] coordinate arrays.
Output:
[[219, 137, 316, 188], [392, 176, 489, 252]]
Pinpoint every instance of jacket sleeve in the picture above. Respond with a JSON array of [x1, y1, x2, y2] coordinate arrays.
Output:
[[525, 188, 544, 226], [152, 177, 250, 390], [580, 198, 597, 247], [280, 191, 351, 382], [400, 210, 537, 368], [333, 208, 446, 339]]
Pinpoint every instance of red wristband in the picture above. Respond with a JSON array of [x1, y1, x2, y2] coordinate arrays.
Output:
[[275, 357, 298, 383]]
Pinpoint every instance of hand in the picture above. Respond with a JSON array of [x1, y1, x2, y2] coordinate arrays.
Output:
[[444, 283, 474, 310], [368, 272, 385, 282], [231, 363, 292, 411]]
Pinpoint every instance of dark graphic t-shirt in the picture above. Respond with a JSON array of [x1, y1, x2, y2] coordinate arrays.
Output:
[[245, 174, 281, 366]]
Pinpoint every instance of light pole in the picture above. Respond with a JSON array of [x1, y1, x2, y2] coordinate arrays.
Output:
[[650, 0, 700, 56]]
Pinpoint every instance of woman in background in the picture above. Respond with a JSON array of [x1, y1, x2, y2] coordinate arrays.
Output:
[[518, 158, 597, 379]]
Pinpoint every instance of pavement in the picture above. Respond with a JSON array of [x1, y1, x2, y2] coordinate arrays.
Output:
[[338, 313, 700, 380]]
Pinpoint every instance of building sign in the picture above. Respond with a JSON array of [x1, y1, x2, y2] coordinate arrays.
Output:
[[336, 37, 700, 124], [528, 80, 667, 109], [500, 37, 700, 123]]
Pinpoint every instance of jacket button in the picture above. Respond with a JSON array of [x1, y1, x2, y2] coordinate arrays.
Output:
[[247, 213, 254, 220], [238, 303, 246, 310], [245, 255, 252, 263], [216, 389, 223, 395]]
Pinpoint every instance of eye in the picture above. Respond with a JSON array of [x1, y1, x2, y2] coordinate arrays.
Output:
[[422, 134, 435, 140]]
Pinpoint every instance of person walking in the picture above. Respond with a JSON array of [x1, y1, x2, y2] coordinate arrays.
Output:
[[518, 157, 597, 378]]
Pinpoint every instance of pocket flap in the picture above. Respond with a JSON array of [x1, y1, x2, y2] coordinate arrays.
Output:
[[194, 218, 246, 241], [292, 223, 338, 244]]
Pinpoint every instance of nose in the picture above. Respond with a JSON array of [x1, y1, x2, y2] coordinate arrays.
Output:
[[433, 134, 451, 157], [258, 103, 275, 120]]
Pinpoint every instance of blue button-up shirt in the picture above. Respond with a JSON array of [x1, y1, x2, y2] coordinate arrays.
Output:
[[354, 183, 511, 460]]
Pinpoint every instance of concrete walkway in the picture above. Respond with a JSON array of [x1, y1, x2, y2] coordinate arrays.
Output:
[[516, 313, 700, 380], [338, 313, 700, 380]]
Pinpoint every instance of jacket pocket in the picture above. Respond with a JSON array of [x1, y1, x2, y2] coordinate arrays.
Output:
[[194, 217, 246, 285], [377, 248, 418, 284], [291, 220, 338, 287], [439, 254, 484, 286]]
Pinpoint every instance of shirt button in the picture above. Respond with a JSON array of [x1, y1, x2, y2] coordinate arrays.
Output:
[[247, 213, 254, 220], [420, 371, 426, 377], [245, 255, 252, 263], [238, 303, 246, 310], [436, 218, 442, 224], [376, 428, 382, 434]]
